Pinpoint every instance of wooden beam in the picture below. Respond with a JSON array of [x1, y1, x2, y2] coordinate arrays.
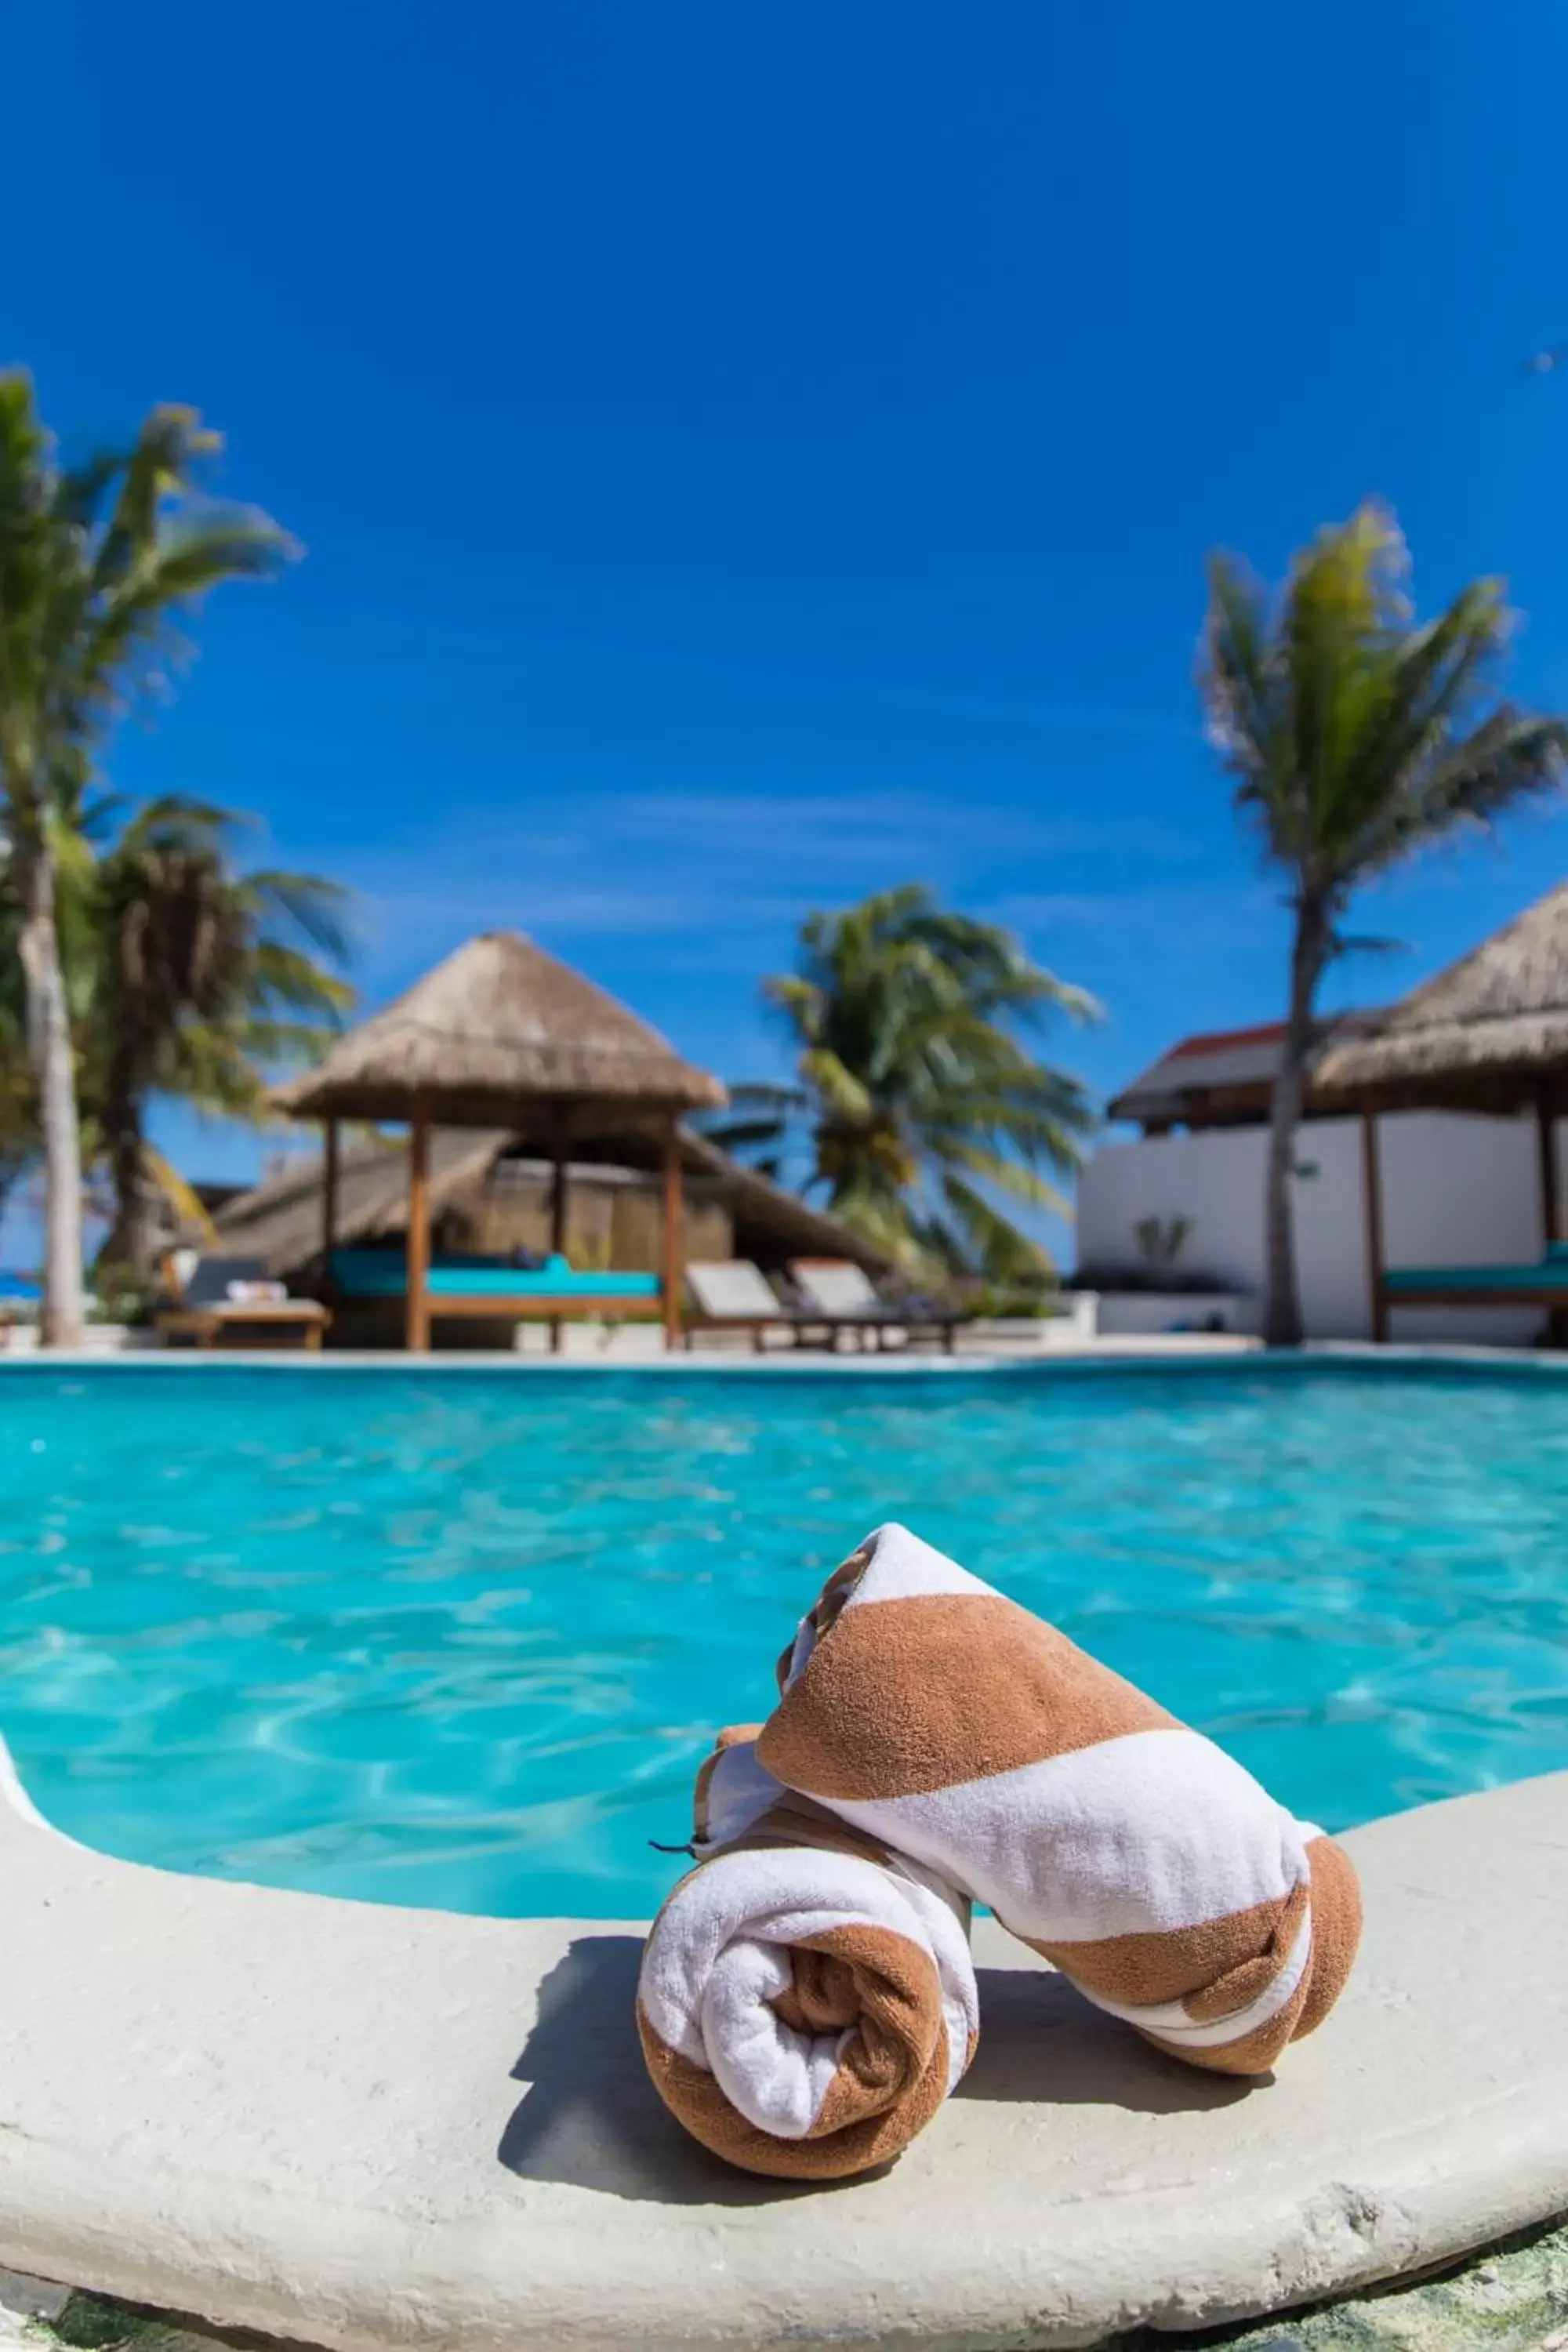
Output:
[[321, 1119, 339, 1268], [1537, 1085, 1562, 1247], [662, 1118, 683, 1352], [549, 1109, 570, 1356], [1537, 1085, 1566, 1349], [406, 1098, 431, 1353], [1360, 1102, 1388, 1344]]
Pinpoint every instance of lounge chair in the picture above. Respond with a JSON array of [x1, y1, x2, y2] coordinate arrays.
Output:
[[786, 1258, 960, 1353], [328, 1247, 662, 1327], [683, 1261, 798, 1351], [158, 1254, 330, 1351]]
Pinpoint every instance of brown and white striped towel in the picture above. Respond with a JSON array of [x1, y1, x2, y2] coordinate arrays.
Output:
[[637, 1726, 979, 2178], [755, 1523, 1363, 2076]]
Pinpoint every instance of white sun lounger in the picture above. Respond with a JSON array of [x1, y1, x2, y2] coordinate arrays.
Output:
[[786, 1258, 960, 1352], [683, 1261, 793, 1350]]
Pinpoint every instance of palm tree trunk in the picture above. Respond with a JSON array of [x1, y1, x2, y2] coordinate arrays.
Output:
[[100, 1112, 146, 1274], [17, 841, 85, 1348], [1261, 906, 1329, 1349], [97, 1018, 146, 1273]]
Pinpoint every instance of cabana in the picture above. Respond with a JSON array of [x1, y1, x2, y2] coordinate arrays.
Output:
[[211, 1130, 891, 1296], [273, 931, 724, 1351], [1316, 881, 1568, 1340]]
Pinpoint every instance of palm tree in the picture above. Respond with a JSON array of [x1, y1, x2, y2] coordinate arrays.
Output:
[[89, 798, 352, 1271], [1200, 501, 1568, 1348], [0, 375, 293, 1343], [707, 885, 1098, 1280], [0, 791, 350, 1274]]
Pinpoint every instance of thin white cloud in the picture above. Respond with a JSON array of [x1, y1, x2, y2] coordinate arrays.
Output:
[[611, 789, 1202, 867], [321, 782, 1213, 1003]]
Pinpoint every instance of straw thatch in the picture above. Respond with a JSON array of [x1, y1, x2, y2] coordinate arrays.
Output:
[[274, 931, 724, 1128], [214, 1126, 893, 1278], [676, 1131, 894, 1272], [212, 1131, 510, 1271], [1315, 880, 1568, 1109]]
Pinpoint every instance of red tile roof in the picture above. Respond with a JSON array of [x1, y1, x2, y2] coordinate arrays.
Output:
[[1109, 1009, 1382, 1125], [1166, 1021, 1287, 1061]]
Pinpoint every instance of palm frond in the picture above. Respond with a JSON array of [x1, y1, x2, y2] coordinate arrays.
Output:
[[1200, 554, 1286, 801], [799, 1046, 873, 1123], [714, 1080, 810, 1111], [1363, 708, 1568, 875], [245, 938, 354, 1015], [140, 1143, 221, 1242], [92, 405, 223, 589], [927, 1134, 1074, 1217], [114, 794, 238, 847], [242, 868, 354, 962], [701, 1116, 793, 1153], [936, 1169, 1055, 1281]]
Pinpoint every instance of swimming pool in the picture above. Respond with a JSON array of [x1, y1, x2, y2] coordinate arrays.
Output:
[[2, 1359, 1565, 1918]]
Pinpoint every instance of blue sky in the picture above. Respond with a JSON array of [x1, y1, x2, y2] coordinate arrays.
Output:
[[6, 0, 1568, 1259]]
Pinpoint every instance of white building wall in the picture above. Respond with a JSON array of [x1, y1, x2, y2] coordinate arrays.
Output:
[[1076, 1112, 1554, 1344]]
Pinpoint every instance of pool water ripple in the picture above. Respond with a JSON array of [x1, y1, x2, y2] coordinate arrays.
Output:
[[2, 1361, 1566, 1916]]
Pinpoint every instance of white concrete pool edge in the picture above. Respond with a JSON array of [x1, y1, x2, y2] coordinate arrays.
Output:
[[0, 1338, 1256, 1371], [5, 1336, 1568, 1373], [4, 1751, 1567, 2352]]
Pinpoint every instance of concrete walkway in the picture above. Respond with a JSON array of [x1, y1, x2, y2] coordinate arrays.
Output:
[[3, 1760, 1566, 2351]]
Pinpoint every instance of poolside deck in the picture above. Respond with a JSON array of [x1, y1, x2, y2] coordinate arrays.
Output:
[[2, 1755, 1564, 2352]]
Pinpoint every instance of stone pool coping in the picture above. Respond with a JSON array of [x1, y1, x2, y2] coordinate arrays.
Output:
[[0, 1338, 1264, 1370], [4, 1756, 1566, 2352], [9, 1336, 1568, 1374]]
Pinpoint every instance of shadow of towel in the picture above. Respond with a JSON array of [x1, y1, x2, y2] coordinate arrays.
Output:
[[499, 1939, 1252, 2203], [958, 1967, 1257, 2113], [498, 1934, 848, 2204]]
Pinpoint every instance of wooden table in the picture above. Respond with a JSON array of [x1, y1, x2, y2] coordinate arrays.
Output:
[[157, 1301, 330, 1351]]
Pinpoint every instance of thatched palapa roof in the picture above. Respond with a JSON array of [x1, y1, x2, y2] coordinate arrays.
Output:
[[274, 931, 724, 1129], [1316, 880, 1568, 1109]]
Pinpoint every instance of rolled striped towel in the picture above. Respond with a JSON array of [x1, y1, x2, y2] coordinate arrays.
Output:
[[637, 1726, 979, 2178], [755, 1523, 1363, 2075]]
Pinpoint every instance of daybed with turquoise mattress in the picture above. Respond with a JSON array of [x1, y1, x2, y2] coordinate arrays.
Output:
[[1383, 1240, 1568, 1306], [328, 1248, 661, 1320]]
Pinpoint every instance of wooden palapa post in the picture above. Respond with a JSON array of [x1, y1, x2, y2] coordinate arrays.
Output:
[[548, 1109, 570, 1356], [1359, 1101, 1388, 1344], [321, 1119, 339, 1269], [407, 1096, 431, 1353], [1536, 1082, 1561, 1248], [1536, 1082, 1566, 1347], [662, 1117, 683, 1352]]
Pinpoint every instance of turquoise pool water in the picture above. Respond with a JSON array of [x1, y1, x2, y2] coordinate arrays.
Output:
[[2, 1361, 1566, 1918]]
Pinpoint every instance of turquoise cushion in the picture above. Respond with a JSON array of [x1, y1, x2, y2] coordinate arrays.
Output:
[[1385, 1260, 1568, 1294], [427, 1264, 659, 1299], [330, 1249, 659, 1301]]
